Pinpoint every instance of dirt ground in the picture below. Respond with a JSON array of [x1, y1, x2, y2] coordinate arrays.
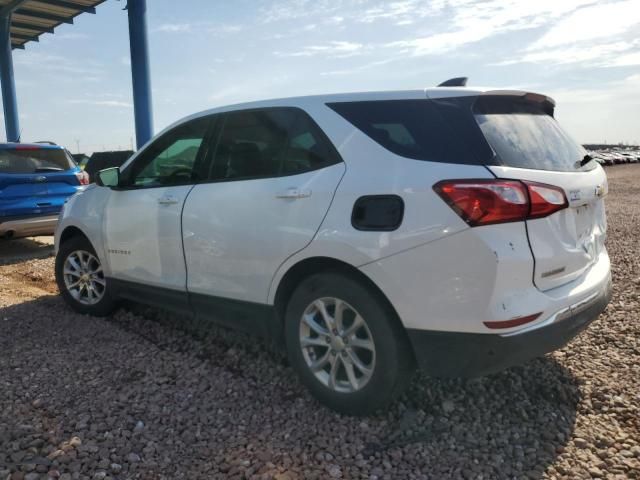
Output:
[[0, 165, 639, 480]]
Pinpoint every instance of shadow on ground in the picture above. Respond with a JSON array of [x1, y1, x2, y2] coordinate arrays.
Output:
[[0, 237, 54, 266], [1, 296, 580, 479]]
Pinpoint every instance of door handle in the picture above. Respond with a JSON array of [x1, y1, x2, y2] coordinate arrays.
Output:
[[158, 196, 179, 206], [276, 188, 312, 199]]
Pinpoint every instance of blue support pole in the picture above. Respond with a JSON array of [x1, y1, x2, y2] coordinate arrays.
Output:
[[0, 13, 20, 142], [127, 0, 153, 149]]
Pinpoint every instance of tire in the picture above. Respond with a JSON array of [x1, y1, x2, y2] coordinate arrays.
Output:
[[284, 271, 414, 415], [55, 235, 117, 316]]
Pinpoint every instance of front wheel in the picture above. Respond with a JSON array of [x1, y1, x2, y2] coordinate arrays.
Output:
[[55, 235, 117, 316], [284, 272, 414, 415]]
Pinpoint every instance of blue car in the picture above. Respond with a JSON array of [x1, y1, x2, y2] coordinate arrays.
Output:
[[0, 143, 88, 239]]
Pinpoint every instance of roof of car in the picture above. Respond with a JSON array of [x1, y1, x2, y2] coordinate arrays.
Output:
[[0, 142, 64, 150], [188, 86, 545, 121], [130, 85, 552, 158]]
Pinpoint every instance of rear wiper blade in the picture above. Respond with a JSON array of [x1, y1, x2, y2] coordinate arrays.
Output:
[[578, 154, 594, 167]]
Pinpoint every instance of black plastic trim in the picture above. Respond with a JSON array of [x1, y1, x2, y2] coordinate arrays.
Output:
[[107, 278, 280, 341], [406, 278, 612, 378]]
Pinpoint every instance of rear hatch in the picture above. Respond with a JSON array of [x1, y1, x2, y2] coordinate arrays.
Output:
[[0, 146, 80, 217], [434, 92, 607, 291]]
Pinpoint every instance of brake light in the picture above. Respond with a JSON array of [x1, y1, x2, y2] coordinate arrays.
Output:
[[433, 179, 568, 226], [15, 145, 40, 150], [75, 170, 90, 186]]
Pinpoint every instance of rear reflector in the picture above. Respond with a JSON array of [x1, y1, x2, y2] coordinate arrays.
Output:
[[483, 312, 542, 329], [433, 179, 568, 226]]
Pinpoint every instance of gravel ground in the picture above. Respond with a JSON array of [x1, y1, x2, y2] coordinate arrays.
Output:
[[1, 165, 639, 480]]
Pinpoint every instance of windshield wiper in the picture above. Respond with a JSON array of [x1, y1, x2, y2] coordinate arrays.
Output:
[[578, 154, 594, 168]]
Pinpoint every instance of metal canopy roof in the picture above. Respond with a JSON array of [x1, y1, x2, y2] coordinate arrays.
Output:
[[0, 0, 106, 49]]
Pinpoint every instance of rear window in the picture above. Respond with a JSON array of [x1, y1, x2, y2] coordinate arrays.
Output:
[[328, 96, 590, 172], [473, 95, 589, 172], [327, 100, 480, 165], [0, 148, 73, 174]]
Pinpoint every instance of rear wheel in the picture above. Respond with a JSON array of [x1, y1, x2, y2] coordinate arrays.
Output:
[[55, 235, 117, 316], [284, 272, 414, 415]]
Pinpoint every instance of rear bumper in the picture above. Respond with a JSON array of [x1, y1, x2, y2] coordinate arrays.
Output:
[[0, 214, 59, 238], [407, 275, 612, 378]]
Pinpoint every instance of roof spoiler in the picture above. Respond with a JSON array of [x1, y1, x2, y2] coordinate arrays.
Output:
[[479, 90, 556, 116], [438, 77, 468, 87]]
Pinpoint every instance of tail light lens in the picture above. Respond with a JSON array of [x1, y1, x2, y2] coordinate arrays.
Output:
[[75, 170, 90, 186], [527, 181, 568, 218], [433, 179, 568, 226]]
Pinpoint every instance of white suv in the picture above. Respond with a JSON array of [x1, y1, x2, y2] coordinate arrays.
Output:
[[55, 81, 612, 414]]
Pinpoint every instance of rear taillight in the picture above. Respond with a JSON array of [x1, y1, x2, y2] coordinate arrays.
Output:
[[75, 170, 90, 186], [526, 181, 568, 219], [433, 179, 568, 226]]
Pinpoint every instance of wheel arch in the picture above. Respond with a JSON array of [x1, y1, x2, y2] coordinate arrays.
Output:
[[59, 225, 90, 245], [272, 256, 414, 360]]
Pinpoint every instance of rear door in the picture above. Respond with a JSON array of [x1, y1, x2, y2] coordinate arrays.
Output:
[[471, 94, 607, 290], [182, 107, 345, 305]]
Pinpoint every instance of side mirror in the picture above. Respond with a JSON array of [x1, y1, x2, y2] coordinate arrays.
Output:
[[96, 167, 121, 188]]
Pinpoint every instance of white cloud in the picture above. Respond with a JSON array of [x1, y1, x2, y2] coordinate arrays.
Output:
[[381, 0, 597, 57], [320, 58, 395, 76], [155, 23, 192, 33], [605, 51, 640, 67], [15, 52, 104, 77], [54, 32, 90, 40], [530, 0, 640, 49], [69, 99, 132, 108], [276, 41, 365, 58], [496, 42, 632, 66], [209, 24, 244, 35]]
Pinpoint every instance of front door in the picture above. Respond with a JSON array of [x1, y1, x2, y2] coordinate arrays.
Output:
[[103, 116, 212, 293]]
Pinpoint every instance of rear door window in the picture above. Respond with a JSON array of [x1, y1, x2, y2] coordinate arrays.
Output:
[[0, 148, 73, 174], [209, 107, 341, 181]]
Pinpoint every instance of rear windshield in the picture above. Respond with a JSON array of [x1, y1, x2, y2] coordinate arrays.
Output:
[[328, 96, 590, 172], [473, 95, 589, 172], [0, 148, 73, 174]]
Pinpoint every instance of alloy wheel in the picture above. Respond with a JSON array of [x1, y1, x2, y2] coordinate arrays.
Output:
[[299, 297, 376, 393], [63, 250, 105, 305]]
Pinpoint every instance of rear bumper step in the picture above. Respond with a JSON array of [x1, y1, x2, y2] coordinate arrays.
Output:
[[407, 277, 612, 378]]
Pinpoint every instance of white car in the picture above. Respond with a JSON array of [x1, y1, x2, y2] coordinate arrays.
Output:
[[55, 80, 612, 414]]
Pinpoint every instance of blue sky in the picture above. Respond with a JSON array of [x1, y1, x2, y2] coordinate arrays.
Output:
[[3, 0, 640, 152]]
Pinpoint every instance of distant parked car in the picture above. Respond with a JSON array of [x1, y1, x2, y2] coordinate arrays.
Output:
[[72, 153, 91, 170], [55, 83, 611, 414], [0, 143, 89, 239], [84, 150, 133, 183]]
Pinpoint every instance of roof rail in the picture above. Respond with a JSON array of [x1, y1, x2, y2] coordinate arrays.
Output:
[[438, 77, 468, 87], [35, 140, 57, 145]]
